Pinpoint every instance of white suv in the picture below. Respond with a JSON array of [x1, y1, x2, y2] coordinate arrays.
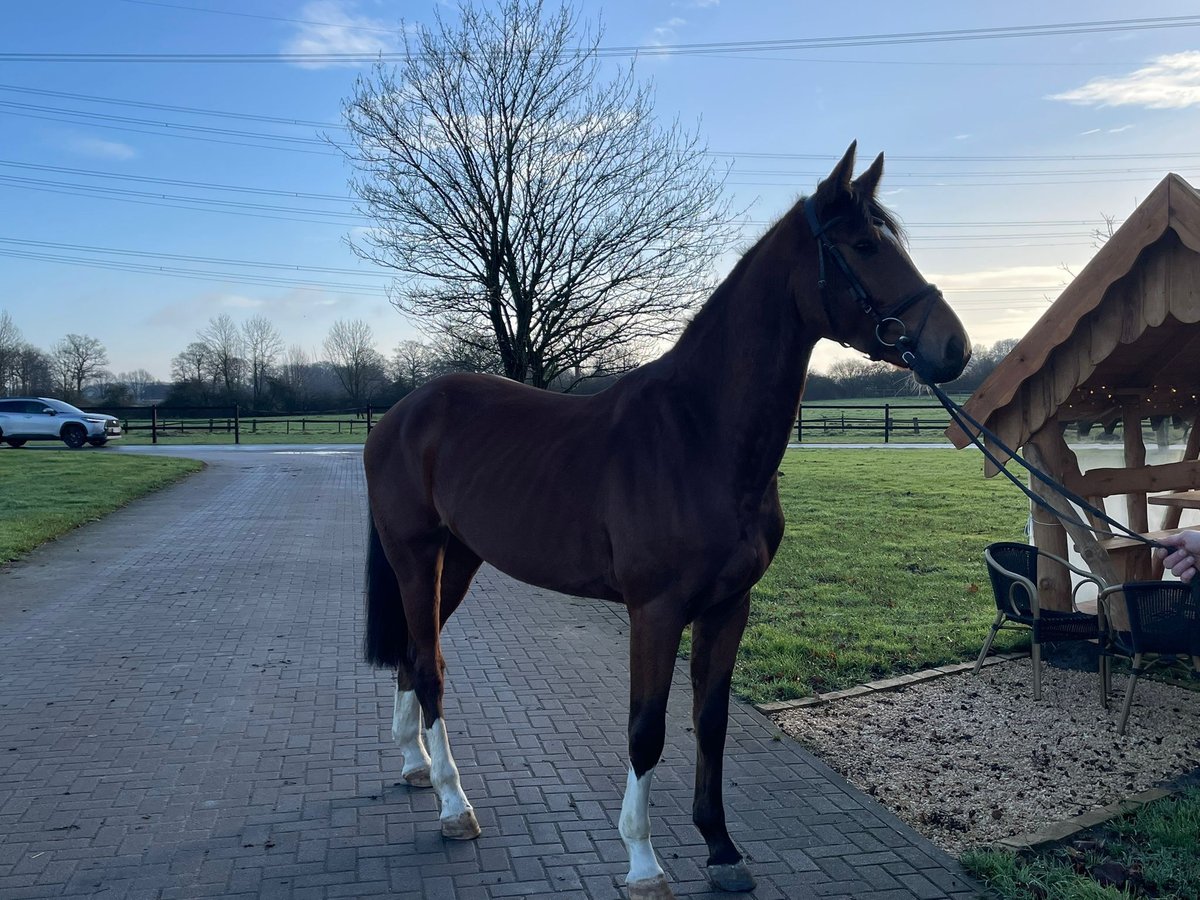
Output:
[[0, 397, 122, 448]]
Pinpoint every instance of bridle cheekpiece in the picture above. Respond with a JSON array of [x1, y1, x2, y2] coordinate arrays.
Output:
[[803, 198, 941, 375]]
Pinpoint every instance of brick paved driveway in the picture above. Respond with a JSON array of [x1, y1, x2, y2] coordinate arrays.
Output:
[[0, 447, 981, 899]]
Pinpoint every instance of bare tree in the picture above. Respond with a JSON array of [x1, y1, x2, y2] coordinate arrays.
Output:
[[341, 0, 734, 389], [242, 314, 284, 409], [52, 333, 109, 401], [278, 344, 314, 407], [199, 314, 245, 400], [170, 342, 216, 403], [323, 319, 385, 405], [0, 310, 22, 396], [12, 343, 52, 395], [391, 339, 435, 393], [117, 368, 157, 403]]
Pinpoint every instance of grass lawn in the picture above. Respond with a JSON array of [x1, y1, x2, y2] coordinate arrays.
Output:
[[728, 448, 1030, 703], [962, 786, 1200, 899], [0, 451, 203, 565]]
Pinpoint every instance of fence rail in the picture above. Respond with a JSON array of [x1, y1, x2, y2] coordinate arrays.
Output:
[[84, 405, 377, 445], [83, 402, 966, 445], [796, 403, 957, 443]]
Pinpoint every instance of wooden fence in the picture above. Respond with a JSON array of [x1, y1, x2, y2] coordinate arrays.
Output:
[[84, 402, 966, 445], [796, 403, 957, 443], [86, 405, 376, 445]]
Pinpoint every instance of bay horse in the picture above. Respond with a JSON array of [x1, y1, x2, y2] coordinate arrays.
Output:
[[362, 143, 970, 899]]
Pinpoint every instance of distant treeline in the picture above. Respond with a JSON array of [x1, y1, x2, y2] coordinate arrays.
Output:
[[802, 339, 1018, 400]]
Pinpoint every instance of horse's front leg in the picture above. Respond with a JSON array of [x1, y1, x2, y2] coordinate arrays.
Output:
[[620, 603, 686, 900], [690, 593, 755, 892]]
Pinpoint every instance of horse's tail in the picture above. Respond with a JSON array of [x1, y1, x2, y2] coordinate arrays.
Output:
[[364, 514, 408, 669]]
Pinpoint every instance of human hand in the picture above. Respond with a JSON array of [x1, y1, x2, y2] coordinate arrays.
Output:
[[1155, 531, 1200, 583]]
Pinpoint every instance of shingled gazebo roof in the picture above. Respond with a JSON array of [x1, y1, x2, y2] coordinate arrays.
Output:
[[947, 173, 1200, 457]]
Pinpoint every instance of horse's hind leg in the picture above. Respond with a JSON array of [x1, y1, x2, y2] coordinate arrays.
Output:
[[390, 537, 481, 791], [690, 593, 754, 892], [392, 670, 432, 788], [394, 529, 482, 840]]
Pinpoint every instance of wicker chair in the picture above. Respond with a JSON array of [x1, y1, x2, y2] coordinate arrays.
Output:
[[1097, 581, 1200, 734], [976, 541, 1103, 700]]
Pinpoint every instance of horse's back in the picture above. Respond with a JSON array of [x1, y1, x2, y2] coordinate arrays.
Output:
[[364, 373, 626, 594]]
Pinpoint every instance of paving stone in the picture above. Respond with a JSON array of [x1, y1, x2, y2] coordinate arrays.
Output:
[[0, 445, 984, 899]]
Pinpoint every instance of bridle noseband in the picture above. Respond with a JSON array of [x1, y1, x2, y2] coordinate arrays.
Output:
[[803, 198, 941, 372]]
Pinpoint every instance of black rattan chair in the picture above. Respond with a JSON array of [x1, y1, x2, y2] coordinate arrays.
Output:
[[976, 541, 1102, 700], [1097, 581, 1200, 734]]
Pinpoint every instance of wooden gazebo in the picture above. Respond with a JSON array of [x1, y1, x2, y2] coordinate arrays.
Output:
[[948, 173, 1200, 616]]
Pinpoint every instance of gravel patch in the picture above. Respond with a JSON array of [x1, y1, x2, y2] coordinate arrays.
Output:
[[772, 660, 1200, 855]]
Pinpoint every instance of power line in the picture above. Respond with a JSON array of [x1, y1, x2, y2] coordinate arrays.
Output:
[[0, 160, 356, 203], [0, 83, 340, 129], [0, 236, 384, 277], [4, 15, 1199, 62]]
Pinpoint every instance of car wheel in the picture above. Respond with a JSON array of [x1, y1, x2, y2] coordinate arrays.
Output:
[[62, 424, 88, 449], [4, 438, 26, 448], [88, 437, 108, 447]]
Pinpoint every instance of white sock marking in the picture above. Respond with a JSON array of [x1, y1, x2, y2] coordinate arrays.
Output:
[[392, 689, 431, 778], [427, 717, 472, 820], [619, 767, 664, 884]]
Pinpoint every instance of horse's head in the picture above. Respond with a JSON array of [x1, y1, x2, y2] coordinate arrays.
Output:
[[799, 142, 970, 383]]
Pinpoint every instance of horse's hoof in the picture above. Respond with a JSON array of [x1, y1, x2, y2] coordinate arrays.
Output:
[[707, 861, 756, 892], [402, 767, 432, 788], [626, 873, 675, 900], [440, 809, 481, 840]]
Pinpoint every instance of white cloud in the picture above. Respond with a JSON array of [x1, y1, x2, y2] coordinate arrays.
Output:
[[283, 0, 402, 68], [1081, 128, 1101, 136], [1049, 51, 1200, 109], [928, 264, 1070, 291], [652, 17, 687, 42], [68, 136, 137, 160]]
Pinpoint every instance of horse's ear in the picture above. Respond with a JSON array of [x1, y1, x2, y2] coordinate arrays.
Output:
[[812, 141, 857, 209], [853, 152, 885, 199]]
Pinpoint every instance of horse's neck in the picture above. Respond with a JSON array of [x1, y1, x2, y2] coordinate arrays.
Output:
[[666, 227, 819, 487]]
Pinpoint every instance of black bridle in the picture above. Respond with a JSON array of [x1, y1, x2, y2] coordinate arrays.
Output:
[[803, 198, 941, 364], [804, 197, 1180, 569]]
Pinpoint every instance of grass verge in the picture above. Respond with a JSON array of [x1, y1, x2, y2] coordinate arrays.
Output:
[[962, 786, 1200, 899], [727, 448, 1030, 704], [0, 451, 203, 565]]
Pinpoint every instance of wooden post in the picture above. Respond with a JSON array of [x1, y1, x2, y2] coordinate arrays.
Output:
[[1026, 437, 1126, 629], [1025, 428, 1072, 612], [883, 403, 891, 444], [795, 405, 803, 442], [151, 404, 158, 445], [1122, 408, 1152, 580], [366, 404, 374, 433], [234, 405, 240, 445]]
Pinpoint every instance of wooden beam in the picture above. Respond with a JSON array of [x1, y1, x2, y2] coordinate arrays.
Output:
[[1065, 458, 1200, 497]]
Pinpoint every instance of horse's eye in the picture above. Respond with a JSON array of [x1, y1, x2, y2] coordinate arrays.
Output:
[[852, 240, 877, 256]]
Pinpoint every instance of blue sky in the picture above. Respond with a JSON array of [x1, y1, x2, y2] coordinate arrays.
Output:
[[4, 0, 1200, 380]]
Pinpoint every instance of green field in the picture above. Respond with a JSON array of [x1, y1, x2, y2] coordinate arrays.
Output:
[[0, 452, 203, 564], [728, 448, 1030, 702]]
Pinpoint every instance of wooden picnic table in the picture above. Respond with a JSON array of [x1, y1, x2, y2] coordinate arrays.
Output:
[[1147, 489, 1200, 510]]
